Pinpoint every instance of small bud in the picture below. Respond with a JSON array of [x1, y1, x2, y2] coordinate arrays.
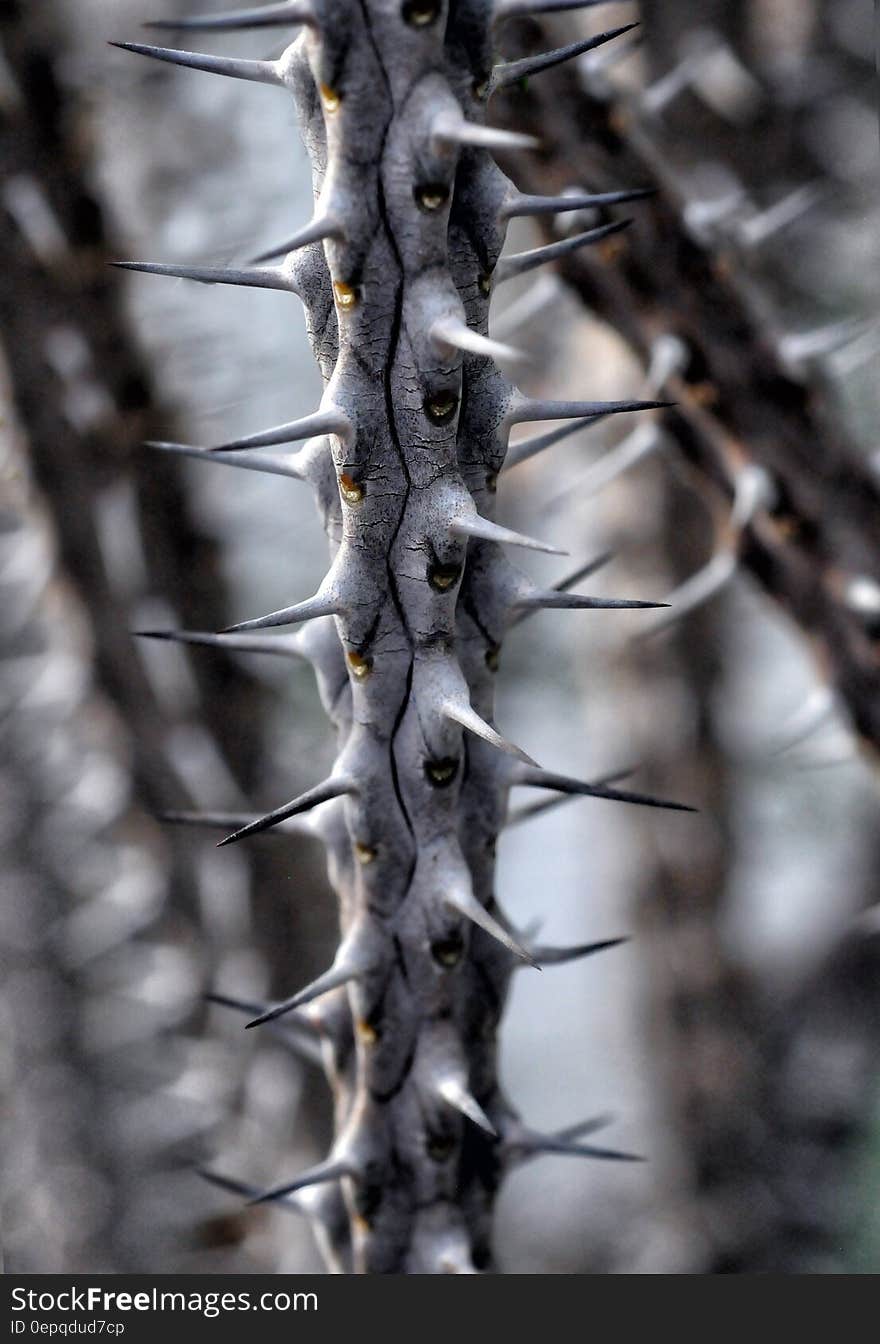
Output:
[[339, 472, 363, 504], [431, 933, 464, 968], [425, 757, 459, 787], [414, 181, 450, 213], [357, 1019, 379, 1044], [319, 83, 341, 112], [428, 561, 461, 592], [402, 0, 438, 26], [424, 392, 459, 425], [485, 647, 500, 673], [347, 650, 373, 680], [477, 272, 493, 296], [354, 841, 377, 865], [333, 280, 358, 310], [485, 471, 498, 493]]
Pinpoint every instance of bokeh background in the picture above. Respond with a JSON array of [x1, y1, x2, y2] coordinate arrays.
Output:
[[1, 0, 878, 1273]]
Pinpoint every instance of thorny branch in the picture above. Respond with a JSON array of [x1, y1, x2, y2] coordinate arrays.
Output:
[[494, 16, 880, 758], [0, 5, 336, 989]]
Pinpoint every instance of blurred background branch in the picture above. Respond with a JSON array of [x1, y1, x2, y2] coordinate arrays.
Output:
[[1, 0, 331, 1272], [494, 0, 880, 1273], [494, 1, 880, 755]]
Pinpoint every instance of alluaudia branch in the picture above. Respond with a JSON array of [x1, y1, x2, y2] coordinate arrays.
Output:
[[113, 0, 692, 1274]]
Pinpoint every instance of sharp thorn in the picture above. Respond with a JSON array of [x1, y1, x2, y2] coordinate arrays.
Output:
[[248, 214, 343, 264], [197, 1165, 315, 1217], [446, 887, 539, 967], [197, 1165, 312, 1217], [508, 397, 672, 427], [197, 1168, 263, 1202], [245, 960, 360, 1027], [430, 315, 527, 367], [580, 26, 643, 75], [530, 935, 629, 966], [108, 41, 280, 85], [503, 1111, 642, 1161], [515, 766, 696, 813], [505, 766, 635, 825], [502, 186, 655, 221], [208, 409, 347, 452], [494, 218, 632, 286], [145, 440, 304, 479], [217, 775, 355, 847], [223, 589, 341, 634], [490, 25, 639, 93], [503, 1111, 615, 1165], [134, 628, 305, 658], [508, 553, 616, 626], [248, 1158, 355, 1206], [550, 1113, 616, 1146], [112, 259, 291, 291], [520, 1135, 645, 1163], [431, 113, 539, 154], [443, 699, 538, 766], [515, 590, 667, 612], [553, 551, 615, 589], [451, 512, 566, 556], [206, 993, 323, 1065], [437, 1079, 498, 1136]]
